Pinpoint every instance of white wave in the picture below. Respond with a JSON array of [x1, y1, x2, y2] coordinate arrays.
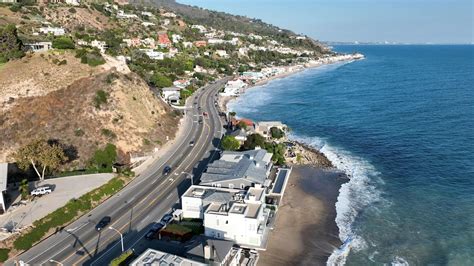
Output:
[[391, 256, 410, 266], [288, 133, 382, 266]]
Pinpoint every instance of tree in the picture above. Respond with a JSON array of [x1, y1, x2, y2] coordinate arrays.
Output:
[[221, 135, 240, 151], [14, 139, 67, 182], [270, 127, 285, 139], [242, 133, 266, 150], [52, 37, 75, 49], [237, 121, 247, 130], [0, 24, 24, 63], [151, 73, 172, 88], [19, 179, 29, 200], [90, 143, 117, 172]]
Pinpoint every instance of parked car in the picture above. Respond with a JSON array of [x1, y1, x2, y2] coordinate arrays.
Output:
[[161, 214, 173, 224], [30, 186, 52, 196], [163, 165, 172, 175], [96, 216, 111, 231], [145, 222, 164, 240]]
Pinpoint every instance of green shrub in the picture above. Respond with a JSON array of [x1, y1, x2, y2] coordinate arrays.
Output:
[[68, 7, 76, 13], [100, 128, 116, 140], [94, 89, 108, 108], [90, 143, 117, 172], [110, 250, 133, 266], [52, 37, 75, 49], [221, 135, 240, 151], [0, 248, 10, 262]]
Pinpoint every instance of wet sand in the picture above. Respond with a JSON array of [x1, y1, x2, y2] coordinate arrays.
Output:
[[259, 165, 347, 265]]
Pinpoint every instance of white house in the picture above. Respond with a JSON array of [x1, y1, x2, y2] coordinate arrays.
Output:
[[215, 50, 228, 58], [162, 12, 177, 18], [140, 49, 164, 60], [141, 21, 155, 27], [182, 185, 269, 248], [220, 79, 247, 97], [141, 11, 154, 17], [117, 10, 138, 19], [255, 121, 287, 139], [173, 79, 190, 89], [161, 87, 181, 104], [39, 27, 65, 36], [90, 40, 106, 53], [183, 41, 193, 48], [65, 0, 80, 6], [171, 34, 182, 43], [191, 25, 207, 33], [24, 42, 52, 52]]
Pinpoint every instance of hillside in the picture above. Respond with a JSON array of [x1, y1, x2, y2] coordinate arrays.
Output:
[[0, 53, 179, 167]]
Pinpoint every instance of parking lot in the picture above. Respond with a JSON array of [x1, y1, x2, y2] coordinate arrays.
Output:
[[0, 173, 114, 233]]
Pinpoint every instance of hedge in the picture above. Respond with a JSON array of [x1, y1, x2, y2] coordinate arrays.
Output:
[[109, 250, 133, 266], [0, 248, 10, 262]]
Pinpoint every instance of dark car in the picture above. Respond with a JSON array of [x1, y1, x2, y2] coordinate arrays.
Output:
[[161, 214, 173, 224], [163, 165, 172, 175], [145, 222, 164, 240], [96, 216, 111, 231], [189, 140, 195, 146]]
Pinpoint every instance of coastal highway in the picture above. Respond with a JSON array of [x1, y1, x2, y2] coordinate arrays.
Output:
[[10, 77, 229, 265]]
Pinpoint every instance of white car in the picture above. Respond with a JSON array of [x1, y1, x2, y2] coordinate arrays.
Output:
[[30, 187, 52, 196]]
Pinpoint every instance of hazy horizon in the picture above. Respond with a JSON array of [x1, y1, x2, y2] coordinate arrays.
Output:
[[179, 0, 474, 44]]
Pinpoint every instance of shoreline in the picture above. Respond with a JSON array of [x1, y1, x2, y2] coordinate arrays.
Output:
[[220, 54, 363, 265], [219, 53, 364, 114]]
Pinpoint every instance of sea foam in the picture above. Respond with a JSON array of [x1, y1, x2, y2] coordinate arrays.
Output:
[[288, 133, 382, 266]]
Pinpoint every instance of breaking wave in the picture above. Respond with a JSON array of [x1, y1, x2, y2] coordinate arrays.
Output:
[[288, 133, 383, 266]]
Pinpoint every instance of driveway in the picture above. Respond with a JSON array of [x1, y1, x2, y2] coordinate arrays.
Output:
[[0, 173, 114, 232]]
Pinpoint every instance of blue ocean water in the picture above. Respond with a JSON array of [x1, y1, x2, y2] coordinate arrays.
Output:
[[228, 45, 474, 265]]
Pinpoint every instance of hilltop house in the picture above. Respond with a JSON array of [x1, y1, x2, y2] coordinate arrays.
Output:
[[191, 25, 207, 33], [157, 33, 171, 48], [39, 27, 65, 36], [140, 49, 164, 60], [194, 41, 207, 48], [24, 42, 52, 52], [161, 87, 181, 104], [200, 149, 273, 189], [117, 10, 138, 19], [173, 79, 190, 89]]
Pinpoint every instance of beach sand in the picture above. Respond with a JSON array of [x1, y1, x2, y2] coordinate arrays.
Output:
[[259, 165, 347, 266]]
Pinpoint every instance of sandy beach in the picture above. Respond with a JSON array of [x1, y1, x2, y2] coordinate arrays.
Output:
[[259, 166, 347, 265]]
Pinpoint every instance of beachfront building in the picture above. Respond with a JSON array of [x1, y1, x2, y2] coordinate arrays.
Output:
[[241, 71, 265, 82], [186, 237, 244, 266], [200, 149, 273, 189], [161, 87, 181, 104], [220, 79, 247, 97], [130, 248, 206, 266], [181, 185, 269, 248], [255, 121, 287, 140]]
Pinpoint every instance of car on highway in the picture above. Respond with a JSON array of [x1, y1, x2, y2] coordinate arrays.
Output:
[[163, 165, 172, 175], [30, 186, 52, 196], [198, 118, 203, 124], [95, 216, 111, 231], [161, 214, 173, 225], [189, 140, 195, 146], [203, 112, 208, 116]]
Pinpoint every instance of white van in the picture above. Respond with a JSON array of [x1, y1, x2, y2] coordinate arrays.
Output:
[[31, 186, 52, 196]]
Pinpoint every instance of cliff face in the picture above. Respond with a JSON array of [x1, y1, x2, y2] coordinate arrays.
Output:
[[0, 52, 179, 167]]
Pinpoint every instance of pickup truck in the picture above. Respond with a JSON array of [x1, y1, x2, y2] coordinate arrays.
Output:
[[30, 186, 52, 196]]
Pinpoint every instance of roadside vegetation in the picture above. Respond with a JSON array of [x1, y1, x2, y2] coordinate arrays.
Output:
[[12, 174, 130, 252]]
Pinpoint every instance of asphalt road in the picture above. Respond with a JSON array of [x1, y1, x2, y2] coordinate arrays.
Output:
[[10, 78, 229, 265]]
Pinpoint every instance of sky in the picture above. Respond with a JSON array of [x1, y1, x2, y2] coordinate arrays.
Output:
[[179, 0, 474, 44]]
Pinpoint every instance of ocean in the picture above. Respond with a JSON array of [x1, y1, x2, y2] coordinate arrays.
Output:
[[228, 45, 474, 265]]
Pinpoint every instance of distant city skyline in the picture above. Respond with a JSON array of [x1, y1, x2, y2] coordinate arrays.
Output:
[[179, 0, 474, 44]]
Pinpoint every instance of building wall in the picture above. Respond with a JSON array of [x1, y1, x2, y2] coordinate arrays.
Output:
[[204, 212, 263, 246], [182, 196, 204, 219], [203, 179, 253, 190]]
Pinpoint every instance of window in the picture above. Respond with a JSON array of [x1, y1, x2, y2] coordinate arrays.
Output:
[[240, 183, 245, 189]]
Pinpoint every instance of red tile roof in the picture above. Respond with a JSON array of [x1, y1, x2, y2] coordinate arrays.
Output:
[[158, 33, 171, 45]]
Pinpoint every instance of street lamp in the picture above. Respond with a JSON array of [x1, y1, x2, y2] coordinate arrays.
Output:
[[49, 259, 63, 266], [108, 226, 124, 252], [182, 172, 194, 185]]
